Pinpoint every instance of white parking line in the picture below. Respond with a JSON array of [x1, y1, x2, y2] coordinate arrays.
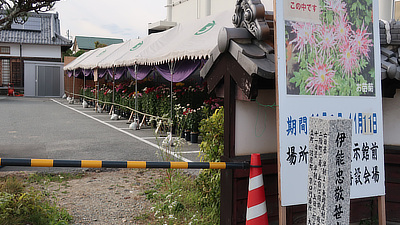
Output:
[[51, 99, 192, 162]]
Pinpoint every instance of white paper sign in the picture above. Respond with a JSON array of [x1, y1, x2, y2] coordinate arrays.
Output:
[[275, 0, 385, 206], [283, 0, 321, 24]]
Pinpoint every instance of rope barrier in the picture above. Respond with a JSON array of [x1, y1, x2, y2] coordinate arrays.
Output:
[[0, 158, 249, 170], [65, 91, 170, 122]]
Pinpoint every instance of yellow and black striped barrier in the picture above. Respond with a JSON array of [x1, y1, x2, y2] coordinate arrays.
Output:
[[0, 158, 249, 170]]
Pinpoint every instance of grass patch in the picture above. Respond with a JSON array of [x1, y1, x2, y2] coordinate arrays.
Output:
[[0, 176, 72, 225], [27, 172, 85, 184], [143, 170, 219, 225]]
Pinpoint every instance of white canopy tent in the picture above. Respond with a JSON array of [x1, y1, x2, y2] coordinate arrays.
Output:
[[134, 10, 233, 66], [112, 29, 176, 68], [67, 42, 126, 70], [64, 10, 233, 70], [63, 10, 234, 129], [64, 49, 100, 71]]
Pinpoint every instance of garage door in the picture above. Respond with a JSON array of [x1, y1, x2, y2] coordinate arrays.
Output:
[[36, 66, 60, 96]]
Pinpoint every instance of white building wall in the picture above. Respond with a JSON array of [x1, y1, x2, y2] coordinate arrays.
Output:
[[382, 90, 400, 146], [6, 43, 21, 56], [0, 43, 60, 58], [171, 0, 198, 22], [235, 89, 277, 156], [22, 45, 61, 58], [170, 0, 274, 24]]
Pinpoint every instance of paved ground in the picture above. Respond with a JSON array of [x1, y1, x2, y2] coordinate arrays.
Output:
[[0, 96, 201, 172]]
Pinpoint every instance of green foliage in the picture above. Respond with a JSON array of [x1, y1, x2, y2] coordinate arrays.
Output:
[[144, 171, 218, 225], [199, 107, 224, 162], [145, 107, 224, 224], [62, 49, 85, 60], [94, 41, 107, 49], [196, 107, 224, 222], [0, 176, 72, 225]]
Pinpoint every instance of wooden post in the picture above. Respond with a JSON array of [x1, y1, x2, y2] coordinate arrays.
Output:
[[378, 195, 386, 225], [221, 56, 236, 224], [274, 0, 286, 224], [128, 111, 134, 122], [139, 115, 146, 129], [109, 105, 114, 115]]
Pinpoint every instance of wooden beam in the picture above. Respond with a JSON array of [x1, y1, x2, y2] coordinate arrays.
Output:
[[205, 54, 227, 94], [225, 71, 236, 158], [227, 55, 258, 100]]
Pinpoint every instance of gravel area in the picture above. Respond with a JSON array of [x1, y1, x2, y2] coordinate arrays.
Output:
[[25, 168, 163, 225]]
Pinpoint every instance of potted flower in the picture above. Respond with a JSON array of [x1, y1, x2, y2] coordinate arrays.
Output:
[[187, 108, 202, 143]]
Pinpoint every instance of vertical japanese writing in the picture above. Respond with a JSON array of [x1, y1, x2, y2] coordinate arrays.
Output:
[[333, 132, 348, 224], [307, 118, 351, 225], [351, 141, 379, 187], [307, 125, 328, 225]]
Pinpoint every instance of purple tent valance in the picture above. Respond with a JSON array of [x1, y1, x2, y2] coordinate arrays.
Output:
[[67, 70, 73, 78], [98, 68, 109, 78], [82, 69, 93, 77], [127, 66, 152, 80], [107, 67, 127, 80], [155, 60, 201, 82], [74, 69, 82, 78]]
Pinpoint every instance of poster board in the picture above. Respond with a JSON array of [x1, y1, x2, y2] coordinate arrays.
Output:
[[275, 0, 385, 206]]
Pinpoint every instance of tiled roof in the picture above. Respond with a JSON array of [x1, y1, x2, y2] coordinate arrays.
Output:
[[0, 11, 72, 46], [74, 36, 124, 50]]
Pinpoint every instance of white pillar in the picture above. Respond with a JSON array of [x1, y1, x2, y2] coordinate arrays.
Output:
[[205, 0, 211, 16], [167, 0, 173, 21], [379, 0, 394, 21]]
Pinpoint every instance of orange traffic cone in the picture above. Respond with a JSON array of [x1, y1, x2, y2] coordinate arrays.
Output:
[[246, 153, 268, 225]]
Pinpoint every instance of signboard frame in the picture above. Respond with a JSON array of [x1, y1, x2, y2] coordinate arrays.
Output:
[[274, 0, 386, 223]]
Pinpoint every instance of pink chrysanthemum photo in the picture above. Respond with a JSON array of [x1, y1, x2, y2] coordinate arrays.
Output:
[[305, 59, 336, 95], [289, 22, 316, 57], [351, 22, 372, 60]]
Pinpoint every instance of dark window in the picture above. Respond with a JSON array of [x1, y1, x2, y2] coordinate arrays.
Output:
[[0, 46, 10, 54], [2, 59, 10, 86]]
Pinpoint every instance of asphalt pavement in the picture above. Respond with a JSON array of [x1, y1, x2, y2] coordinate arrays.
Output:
[[0, 96, 201, 172]]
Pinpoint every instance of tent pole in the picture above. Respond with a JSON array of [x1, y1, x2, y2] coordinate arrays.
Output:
[[112, 66, 115, 113], [73, 70, 75, 100], [168, 60, 176, 146], [94, 68, 98, 112], [84, 72, 86, 99], [135, 64, 138, 121]]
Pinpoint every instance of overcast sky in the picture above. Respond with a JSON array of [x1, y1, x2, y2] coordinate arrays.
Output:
[[53, 0, 167, 41]]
